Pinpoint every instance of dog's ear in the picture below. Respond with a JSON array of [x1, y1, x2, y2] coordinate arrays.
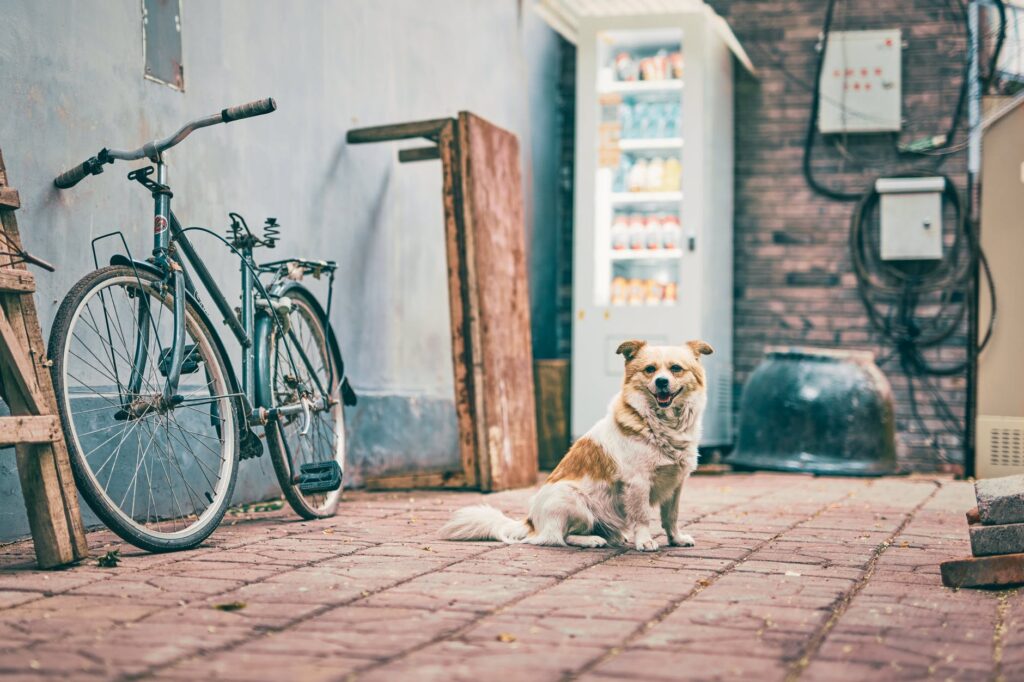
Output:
[[686, 340, 714, 358], [616, 340, 647, 362]]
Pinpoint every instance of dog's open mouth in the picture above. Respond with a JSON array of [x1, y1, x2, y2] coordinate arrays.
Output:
[[653, 389, 678, 408]]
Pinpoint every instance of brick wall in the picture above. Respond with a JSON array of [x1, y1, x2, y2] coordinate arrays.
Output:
[[555, 2, 980, 471], [708, 0, 972, 471]]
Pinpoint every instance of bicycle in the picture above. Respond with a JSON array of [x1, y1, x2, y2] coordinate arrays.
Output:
[[49, 98, 357, 552]]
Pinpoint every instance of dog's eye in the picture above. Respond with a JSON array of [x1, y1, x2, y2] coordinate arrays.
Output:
[[670, 364, 683, 373], [643, 365, 656, 374]]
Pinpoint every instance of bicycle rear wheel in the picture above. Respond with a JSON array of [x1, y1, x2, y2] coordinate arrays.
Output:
[[49, 265, 240, 552], [261, 285, 345, 519]]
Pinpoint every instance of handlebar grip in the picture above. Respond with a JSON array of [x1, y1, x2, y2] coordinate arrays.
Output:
[[53, 160, 93, 189], [221, 97, 277, 123]]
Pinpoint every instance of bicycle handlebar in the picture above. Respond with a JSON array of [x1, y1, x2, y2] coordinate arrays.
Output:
[[222, 98, 277, 123], [53, 97, 277, 189]]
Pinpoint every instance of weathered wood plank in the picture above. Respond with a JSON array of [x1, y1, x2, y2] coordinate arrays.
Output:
[[456, 112, 538, 492], [398, 146, 441, 163], [364, 470, 467, 491], [438, 121, 478, 489], [453, 117, 489, 490], [534, 359, 570, 471], [0, 415, 60, 446], [0, 187, 19, 209], [0, 269, 35, 293], [0, 293, 44, 415], [346, 119, 450, 144]]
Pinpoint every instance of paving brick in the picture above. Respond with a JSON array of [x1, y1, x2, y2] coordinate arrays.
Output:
[[0, 475, 1002, 680], [587, 648, 789, 681], [969, 522, 1024, 557], [358, 639, 606, 682], [975, 475, 1024, 525]]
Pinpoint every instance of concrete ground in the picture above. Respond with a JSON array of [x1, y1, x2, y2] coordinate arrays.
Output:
[[0, 473, 1018, 681]]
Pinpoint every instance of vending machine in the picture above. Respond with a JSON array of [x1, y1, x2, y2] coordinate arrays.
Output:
[[539, 2, 751, 445]]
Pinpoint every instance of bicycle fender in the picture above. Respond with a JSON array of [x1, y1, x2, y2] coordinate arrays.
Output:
[[254, 281, 356, 408]]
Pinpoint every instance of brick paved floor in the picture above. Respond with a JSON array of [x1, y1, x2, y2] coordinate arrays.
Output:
[[0, 473, 1017, 681]]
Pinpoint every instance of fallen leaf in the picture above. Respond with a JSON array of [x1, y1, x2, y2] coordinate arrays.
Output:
[[212, 601, 247, 612], [496, 633, 517, 643], [97, 550, 121, 568], [784, 570, 802, 577]]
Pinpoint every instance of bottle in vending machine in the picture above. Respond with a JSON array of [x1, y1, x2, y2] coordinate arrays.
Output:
[[646, 157, 664, 192], [614, 52, 639, 81], [662, 157, 681, 191], [645, 215, 663, 250], [610, 214, 629, 250], [646, 279, 664, 306], [670, 52, 684, 79], [664, 281, 678, 304], [627, 158, 648, 193], [611, 276, 628, 306], [628, 278, 645, 306], [628, 214, 647, 250], [662, 215, 681, 250]]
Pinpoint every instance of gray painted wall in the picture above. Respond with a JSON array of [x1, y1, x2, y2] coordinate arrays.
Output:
[[0, 0, 560, 540]]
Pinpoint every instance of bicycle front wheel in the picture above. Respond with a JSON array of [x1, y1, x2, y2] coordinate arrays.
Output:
[[261, 285, 345, 519], [49, 265, 240, 552]]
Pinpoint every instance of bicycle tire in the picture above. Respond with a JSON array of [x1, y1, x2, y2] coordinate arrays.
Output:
[[259, 284, 346, 519], [49, 265, 241, 552]]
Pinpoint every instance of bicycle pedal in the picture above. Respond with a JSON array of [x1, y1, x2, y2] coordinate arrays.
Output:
[[158, 345, 202, 376], [297, 461, 342, 494], [239, 428, 264, 460]]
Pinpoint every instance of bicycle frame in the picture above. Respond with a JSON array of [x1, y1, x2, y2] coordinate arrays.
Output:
[[124, 156, 328, 432]]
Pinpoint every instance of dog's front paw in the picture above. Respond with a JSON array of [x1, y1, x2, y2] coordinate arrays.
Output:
[[634, 533, 659, 552], [669, 533, 695, 547]]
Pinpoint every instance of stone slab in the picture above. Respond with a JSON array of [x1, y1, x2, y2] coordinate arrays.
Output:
[[941, 553, 1024, 589], [975, 475, 1024, 525], [969, 522, 1024, 557]]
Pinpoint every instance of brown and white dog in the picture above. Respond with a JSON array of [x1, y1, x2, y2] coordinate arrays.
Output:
[[439, 339, 713, 551]]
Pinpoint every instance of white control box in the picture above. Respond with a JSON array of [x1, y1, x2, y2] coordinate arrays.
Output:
[[876, 177, 944, 261], [818, 29, 902, 133]]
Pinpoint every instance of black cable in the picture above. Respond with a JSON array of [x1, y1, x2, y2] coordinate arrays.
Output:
[[849, 175, 997, 448], [802, 0, 864, 201]]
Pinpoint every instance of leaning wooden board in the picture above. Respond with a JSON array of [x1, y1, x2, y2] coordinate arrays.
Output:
[[455, 112, 538, 491], [348, 113, 538, 492]]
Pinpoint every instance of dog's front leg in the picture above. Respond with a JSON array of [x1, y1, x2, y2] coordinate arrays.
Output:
[[623, 478, 657, 552], [660, 480, 695, 547]]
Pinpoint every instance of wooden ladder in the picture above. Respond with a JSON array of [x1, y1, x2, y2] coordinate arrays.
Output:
[[0, 148, 88, 568]]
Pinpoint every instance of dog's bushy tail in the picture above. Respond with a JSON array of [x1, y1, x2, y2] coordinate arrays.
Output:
[[438, 505, 530, 543]]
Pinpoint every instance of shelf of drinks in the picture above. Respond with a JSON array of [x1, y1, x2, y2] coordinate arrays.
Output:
[[599, 79, 684, 95], [610, 249, 682, 260], [618, 138, 683, 151], [610, 191, 683, 205]]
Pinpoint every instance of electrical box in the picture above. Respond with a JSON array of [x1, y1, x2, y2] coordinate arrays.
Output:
[[818, 29, 902, 134], [876, 177, 944, 261]]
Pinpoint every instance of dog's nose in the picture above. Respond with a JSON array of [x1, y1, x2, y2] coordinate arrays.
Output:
[[655, 377, 669, 390]]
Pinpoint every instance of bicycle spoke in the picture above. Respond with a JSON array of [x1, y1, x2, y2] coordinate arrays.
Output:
[[58, 270, 238, 544]]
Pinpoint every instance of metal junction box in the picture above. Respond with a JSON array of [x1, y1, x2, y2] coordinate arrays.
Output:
[[876, 177, 944, 261], [818, 29, 902, 134]]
